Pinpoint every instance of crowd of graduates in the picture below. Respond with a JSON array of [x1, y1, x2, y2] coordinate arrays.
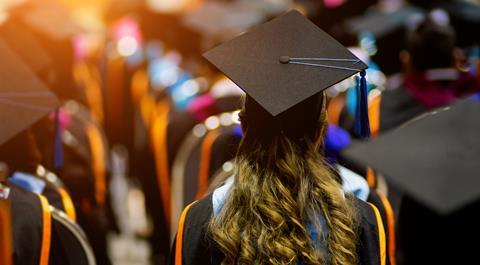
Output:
[[0, 0, 479, 265]]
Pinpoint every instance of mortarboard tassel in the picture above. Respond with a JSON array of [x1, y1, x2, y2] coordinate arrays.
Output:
[[354, 70, 370, 139], [53, 109, 64, 169], [279, 55, 369, 138]]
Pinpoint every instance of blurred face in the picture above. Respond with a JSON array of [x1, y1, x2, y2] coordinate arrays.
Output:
[[401, 47, 464, 75]]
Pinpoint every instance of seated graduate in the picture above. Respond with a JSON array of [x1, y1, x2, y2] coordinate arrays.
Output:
[[0, 40, 58, 265], [2, 14, 114, 265], [171, 11, 385, 265], [0, 38, 95, 265], [370, 9, 480, 133], [343, 95, 480, 264]]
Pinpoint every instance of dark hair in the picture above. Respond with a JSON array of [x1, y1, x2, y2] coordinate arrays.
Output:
[[210, 92, 359, 265], [240, 93, 325, 142], [407, 16, 456, 71], [0, 129, 42, 175]]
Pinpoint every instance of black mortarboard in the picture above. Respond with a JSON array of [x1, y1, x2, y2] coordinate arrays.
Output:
[[346, 6, 424, 40], [0, 40, 59, 146], [182, 1, 265, 40], [16, 1, 82, 41], [343, 97, 480, 215], [345, 6, 424, 74], [203, 10, 368, 118], [0, 20, 53, 73], [410, 0, 480, 47]]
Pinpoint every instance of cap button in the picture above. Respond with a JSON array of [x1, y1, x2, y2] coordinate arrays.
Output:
[[279, 56, 290, 64]]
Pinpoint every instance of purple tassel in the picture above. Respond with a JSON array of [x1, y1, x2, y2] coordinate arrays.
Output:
[[473, 92, 480, 101], [53, 109, 64, 168], [354, 70, 371, 139]]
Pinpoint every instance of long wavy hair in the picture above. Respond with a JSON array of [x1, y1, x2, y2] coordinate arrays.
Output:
[[209, 93, 359, 265]]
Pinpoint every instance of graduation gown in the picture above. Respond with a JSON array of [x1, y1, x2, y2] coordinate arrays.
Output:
[[339, 165, 396, 265], [180, 126, 241, 206], [8, 171, 75, 220], [10, 183, 94, 265], [133, 94, 241, 263], [170, 192, 386, 265], [367, 190, 395, 265], [9, 184, 49, 265], [374, 89, 426, 133]]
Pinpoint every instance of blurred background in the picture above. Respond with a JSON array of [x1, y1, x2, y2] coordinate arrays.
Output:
[[0, 0, 478, 265]]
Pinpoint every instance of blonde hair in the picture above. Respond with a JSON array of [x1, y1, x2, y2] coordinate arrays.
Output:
[[209, 94, 358, 265]]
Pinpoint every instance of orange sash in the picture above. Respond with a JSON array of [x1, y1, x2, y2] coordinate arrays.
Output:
[[175, 201, 197, 265], [87, 124, 107, 207], [368, 94, 382, 137], [151, 99, 172, 226], [57, 188, 76, 222], [0, 198, 12, 265], [368, 203, 387, 265], [196, 130, 221, 199], [37, 195, 52, 265], [378, 192, 397, 265]]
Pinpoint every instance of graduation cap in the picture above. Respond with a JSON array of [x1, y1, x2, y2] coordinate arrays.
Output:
[[203, 10, 370, 137], [182, 1, 265, 40], [0, 20, 65, 168], [347, 5, 424, 40], [345, 5, 424, 74], [343, 97, 480, 215], [0, 20, 53, 73], [12, 0, 82, 41], [0, 39, 59, 146]]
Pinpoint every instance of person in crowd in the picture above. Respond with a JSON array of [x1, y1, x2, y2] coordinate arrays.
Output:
[[369, 11, 480, 133], [171, 11, 385, 265]]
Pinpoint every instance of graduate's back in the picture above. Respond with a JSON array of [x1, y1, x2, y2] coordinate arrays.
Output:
[[171, 11, 387, 265], [172, 73, 384, 265], [171, 185, 385, 265]]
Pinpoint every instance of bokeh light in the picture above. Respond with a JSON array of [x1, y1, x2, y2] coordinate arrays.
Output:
[[117, 36, 138, 57]]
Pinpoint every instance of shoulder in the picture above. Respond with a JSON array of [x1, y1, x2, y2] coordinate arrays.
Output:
[[356, 198, 381, 233], [338, 165, 370, 201], [185, 193, 214, 227], [380, 88, 425, 131], [381, 88, 416, 110], [172, 194, 223, 265], [9, 183, 43, 222], [9, 184, 45, 265], [355, 198, 386, 265]]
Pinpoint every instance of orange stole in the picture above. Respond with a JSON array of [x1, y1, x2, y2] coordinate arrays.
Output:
[[378, 192, 397, 265], [327, 95, 346, 125], [87, 124, 107, 207], [368, 203, 387, 265], [73, 62, 105, 124], [196, 130, 222, 199], [57, 187, 77, 222], [175, 201, 197, 265], [368, 94, 382, 137], [37, 195, 52, 265], [0, 199, 12, 265], [151, 99, 172, 227]]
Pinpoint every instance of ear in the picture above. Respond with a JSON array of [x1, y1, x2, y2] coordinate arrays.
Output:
[[399, 50, 413, 75], [453, 47, 467, 71]]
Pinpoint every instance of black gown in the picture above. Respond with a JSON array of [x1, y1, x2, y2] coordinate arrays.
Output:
[[10, 182, 94, 265], [9, 184, 46, 265], [170, 193, 385, 265]]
